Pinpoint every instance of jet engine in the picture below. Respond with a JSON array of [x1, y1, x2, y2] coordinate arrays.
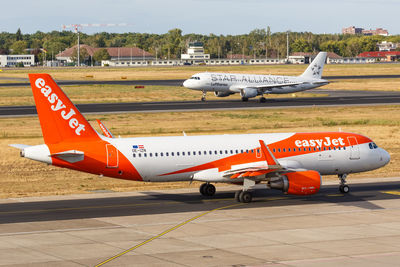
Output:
[[268, 170, 321, 195], [214, 91, 234, 97], [240, 88, 258, 99]]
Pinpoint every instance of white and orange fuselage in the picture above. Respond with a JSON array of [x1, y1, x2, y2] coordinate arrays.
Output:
[[12, 73, 390, 202], [22, 132, 389, 183]]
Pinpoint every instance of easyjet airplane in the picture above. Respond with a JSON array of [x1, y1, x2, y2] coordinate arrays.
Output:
[[10, 74, 390, 203], [183, 52, 329, 102]]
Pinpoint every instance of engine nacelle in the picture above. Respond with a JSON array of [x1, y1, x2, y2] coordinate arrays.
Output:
[[269, 170, 321, 195], [240, 88, 258, 99], [214, 91, 233, 97]]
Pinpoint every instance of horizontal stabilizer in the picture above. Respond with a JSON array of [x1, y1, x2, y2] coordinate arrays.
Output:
[[9, 144, 31, 150], [50, 150, 84, 163]]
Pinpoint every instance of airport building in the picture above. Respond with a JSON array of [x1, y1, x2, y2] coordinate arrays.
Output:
[[358, 51, 400, 62], [181, 42, 210, 64], [56, 45, 154, 66], [0, 54, 35, 67]]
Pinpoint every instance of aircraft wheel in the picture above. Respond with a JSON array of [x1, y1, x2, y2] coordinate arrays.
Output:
[[339, 185, 350, 193], [199, 183, 208, 196], [241, 97, 248, 102], [259, 97, 266, 103], [240, 191, 253, 203], [204, 183, 216, 196], [201, 96, 206, 102], [235, 190, 242, 202]]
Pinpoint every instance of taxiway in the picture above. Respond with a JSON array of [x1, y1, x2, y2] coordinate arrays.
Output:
[[1, 178, 400, 266]]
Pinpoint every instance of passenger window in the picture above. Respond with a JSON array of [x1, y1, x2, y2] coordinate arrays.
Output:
[[188, 152, 191, 156], [144, 153, 147, 157], [288, 148, 291, 152], [193, 151, 196, 155], [308, 148, 311, 151], [293, 148, 296, 152], [160, 152, 163, 156], [149, 153, 152, 157], [198, 151, 201, 155], [133, 154, 136, 157], [166, 152, 169, 156], [225, 150, 228, 154], [177, 152, 180, 156], [283, 148, 286, 152], [241, 149, 244, 153], [304, 148, 306, 151], [138, 153, 142, 157], [209, 151, 212, 155], [215, 151, 217, 154], [251, 149, 254, 153], [155, 153, 158, 157], [278, 149, 281, 152], [235, 149, 238, 153], [182, 152, 185, 156], [220, 150, 223, 154]]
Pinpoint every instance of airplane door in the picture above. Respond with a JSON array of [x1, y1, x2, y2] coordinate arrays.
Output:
[[106, 144, 119, 168], [347, 136, 360, 160]]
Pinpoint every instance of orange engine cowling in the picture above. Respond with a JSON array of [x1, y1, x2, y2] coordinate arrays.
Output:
[[269, 170, 321, 195]]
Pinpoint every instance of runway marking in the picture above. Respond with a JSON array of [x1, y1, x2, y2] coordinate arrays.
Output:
[[326, 194, 344, 197], [94, 202, 245, 267], [382, 190, 400, 196]]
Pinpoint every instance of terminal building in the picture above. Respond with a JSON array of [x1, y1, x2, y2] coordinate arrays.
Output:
[[0, 55, 34, 67], [180, 42, 210, 64]]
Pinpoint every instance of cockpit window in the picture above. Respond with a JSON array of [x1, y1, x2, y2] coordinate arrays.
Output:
[[369, 142, 378, 149], [190, 76, 200, 80]]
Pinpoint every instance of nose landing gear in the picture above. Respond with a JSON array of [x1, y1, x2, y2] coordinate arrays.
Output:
[[338, 174, 349, 193]]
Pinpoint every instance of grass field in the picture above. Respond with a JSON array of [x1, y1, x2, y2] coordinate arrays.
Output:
[[1, 63, 400, 81], [1, 105, 400, 198]]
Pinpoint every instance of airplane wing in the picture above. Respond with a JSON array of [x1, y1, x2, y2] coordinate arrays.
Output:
[[223, 140, 285, 179], [230, 82, 304, 94]]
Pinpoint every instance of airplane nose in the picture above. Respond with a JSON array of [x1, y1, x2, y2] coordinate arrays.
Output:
[[183, 79, 189, 87], [381, 149, 390, 166]]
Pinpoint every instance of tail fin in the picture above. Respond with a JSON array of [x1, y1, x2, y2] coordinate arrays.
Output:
[[29, 74, 99, 144], [300, 52, 327, 79]]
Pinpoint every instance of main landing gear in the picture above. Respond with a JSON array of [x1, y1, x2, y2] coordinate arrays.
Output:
[[201, 91, 206, 102], [259, 96, 266, 103], [199, 179, 255, 203], [338, 174, 350, 193], [235, 190, 253, 203], [241, 97, 248, 102], [199, 182, 216, 197]]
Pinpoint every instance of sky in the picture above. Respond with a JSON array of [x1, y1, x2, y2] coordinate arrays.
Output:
[[0, 0, 399, 35]]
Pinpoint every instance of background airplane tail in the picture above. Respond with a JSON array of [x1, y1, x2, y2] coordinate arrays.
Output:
[[29, 73, 99, 144], [300, 52, 327, 79]]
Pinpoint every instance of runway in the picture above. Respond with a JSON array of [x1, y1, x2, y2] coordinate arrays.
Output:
[[1, 74, 400, 87], [1, 177, 400, 266], [1, 89, 400, 117]]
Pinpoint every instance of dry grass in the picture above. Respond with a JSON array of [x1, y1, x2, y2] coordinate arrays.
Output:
[[1, 105, 400, 198], [0, 84, 325, 106], [1, 63, 400, 80], [325, 78, 400, 91]]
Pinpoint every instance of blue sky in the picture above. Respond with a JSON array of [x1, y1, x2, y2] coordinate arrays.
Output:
[[1, 0, 399, 35]]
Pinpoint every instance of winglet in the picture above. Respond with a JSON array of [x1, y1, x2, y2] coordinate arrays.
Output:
[[259, 140, 282, 169], [96, 120, 114, 138]]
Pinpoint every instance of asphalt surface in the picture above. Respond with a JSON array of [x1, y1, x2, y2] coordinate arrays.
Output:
[[1, 178, 400, 266], [0, 180, 398, 225], [1, 89, 400, 117]]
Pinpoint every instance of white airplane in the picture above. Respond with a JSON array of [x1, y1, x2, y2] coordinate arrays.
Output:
[[10, 74, 390, 203], [183, 52, 329, 102]]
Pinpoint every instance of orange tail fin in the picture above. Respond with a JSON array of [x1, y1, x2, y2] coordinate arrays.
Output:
[[29, 73, 99, 144]]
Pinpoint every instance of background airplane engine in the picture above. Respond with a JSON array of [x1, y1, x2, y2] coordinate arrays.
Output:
[[240, 88, 258, 99], [269, 170, 321, 195], [214, 91, 234, 97]]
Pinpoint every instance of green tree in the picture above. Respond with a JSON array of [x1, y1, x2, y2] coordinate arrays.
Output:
[[10, 40, 27, 54], [290, 38, 312, 52], [16, 28, 23, 41], [93, 48, 111, 63]]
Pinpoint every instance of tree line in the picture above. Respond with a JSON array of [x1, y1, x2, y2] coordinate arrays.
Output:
[[1, 28, 400, 64]]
